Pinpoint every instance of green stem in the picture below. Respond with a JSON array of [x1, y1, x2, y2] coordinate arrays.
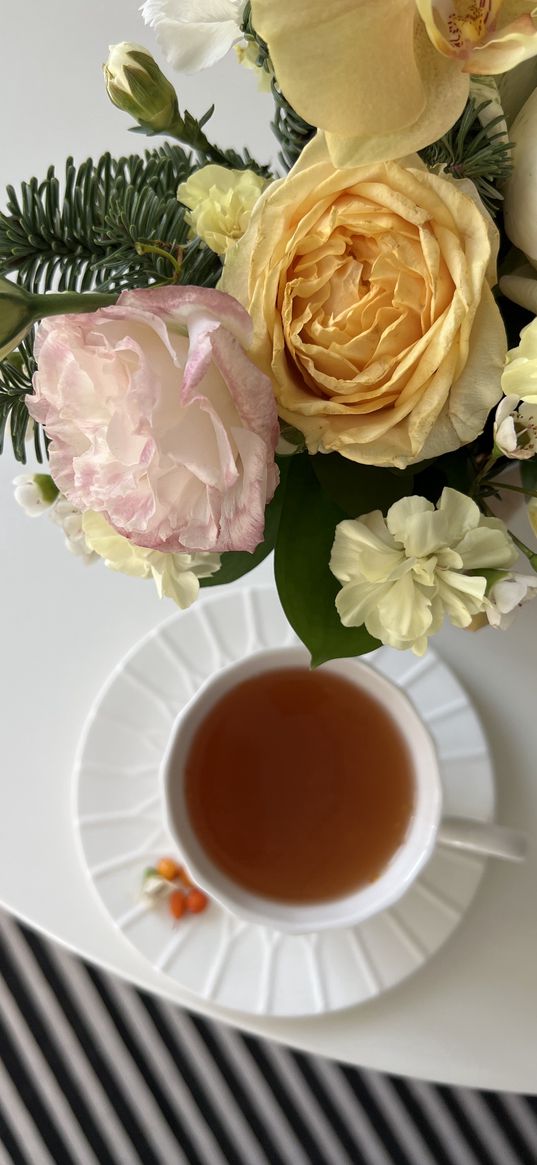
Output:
[[487, 479, 537, 499], [508, 529, 537, 572], [167, 115, 230, 169], [135, 242, 182, 279], [471, 449, 502, 497], [34, 291, 116, 319]]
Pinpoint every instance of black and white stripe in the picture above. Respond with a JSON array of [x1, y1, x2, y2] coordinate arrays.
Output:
[[0, 911, 536, 1165]]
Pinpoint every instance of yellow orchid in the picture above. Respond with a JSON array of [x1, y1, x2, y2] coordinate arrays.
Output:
[[251, 0, 537, 165]]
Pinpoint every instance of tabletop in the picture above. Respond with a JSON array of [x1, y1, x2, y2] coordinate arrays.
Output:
[[2, 0, 537, 1095]]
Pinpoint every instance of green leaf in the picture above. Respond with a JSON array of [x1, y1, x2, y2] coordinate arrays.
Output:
[[413, 448, 474, 503], [201, 458, 289, 588], [312, 452, 414, 517], [521, 458, 537, 493], [274, 454, 380, 667]]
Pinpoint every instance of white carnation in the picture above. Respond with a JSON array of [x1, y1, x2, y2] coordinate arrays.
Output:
[[330, 488, 518, 656], [141, 0, 247, 72]]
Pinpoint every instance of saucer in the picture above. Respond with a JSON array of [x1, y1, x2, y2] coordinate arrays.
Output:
[[75, 584, 494, 1018]]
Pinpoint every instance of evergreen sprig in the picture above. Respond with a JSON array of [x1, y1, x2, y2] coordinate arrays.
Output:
[[419, 98, 513, 214], [0, 335, 43, 463], [0, 144, 222, 295], [0, 143, 224, 460]]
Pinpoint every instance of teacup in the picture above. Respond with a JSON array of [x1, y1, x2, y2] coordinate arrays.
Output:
[[161, 646, 524, 934]]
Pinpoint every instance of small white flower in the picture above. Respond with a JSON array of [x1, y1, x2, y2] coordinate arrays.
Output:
[[235, 40, 272, 91], [141, 0, 247, 72], [13, 474, 56, 517], [330, 488, 518, 656], [487, 573, 537, 630], [50, 498, 98, 565], [493, 395, 537, 459]]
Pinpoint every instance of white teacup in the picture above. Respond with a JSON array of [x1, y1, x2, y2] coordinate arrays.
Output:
[[161, 646, 524, 934]]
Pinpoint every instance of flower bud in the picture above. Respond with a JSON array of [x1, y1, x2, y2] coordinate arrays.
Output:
[[0, 278, 36, 360], [104, 43, 179, 132]]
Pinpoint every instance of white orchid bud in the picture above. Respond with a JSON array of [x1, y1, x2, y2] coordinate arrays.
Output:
[[13, 473, 58, 517], [493, 396, 537, 460]]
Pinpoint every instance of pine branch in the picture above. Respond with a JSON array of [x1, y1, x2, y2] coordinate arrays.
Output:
[[0, 335, 45, 463], [0, 144, 224, 459], [0, 144, 221, 294], [419, 98, 513, 214], [271, 83, 315, 172]]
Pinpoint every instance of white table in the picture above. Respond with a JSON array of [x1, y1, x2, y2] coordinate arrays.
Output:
[[2, 0, 537, 1094]]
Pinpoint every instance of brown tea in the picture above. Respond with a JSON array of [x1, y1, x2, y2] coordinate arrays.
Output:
[[184, 667, 415, 903]]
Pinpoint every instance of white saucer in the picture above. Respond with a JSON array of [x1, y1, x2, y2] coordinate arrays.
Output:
[[75, 584, 494, 1018]]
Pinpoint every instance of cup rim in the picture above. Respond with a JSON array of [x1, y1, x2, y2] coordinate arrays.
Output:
[[161, 646, 442, 934]]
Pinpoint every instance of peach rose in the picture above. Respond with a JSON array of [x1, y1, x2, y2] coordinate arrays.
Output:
[[222, 136, 506, 468]]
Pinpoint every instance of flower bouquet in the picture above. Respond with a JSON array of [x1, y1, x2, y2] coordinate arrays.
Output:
[[5, 0, 537, 664]]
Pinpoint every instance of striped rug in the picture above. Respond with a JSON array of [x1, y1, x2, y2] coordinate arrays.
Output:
[[0, 912, 536, 1164]]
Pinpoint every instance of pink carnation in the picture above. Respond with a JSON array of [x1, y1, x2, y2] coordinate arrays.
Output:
[[28, 286, 279, 553]]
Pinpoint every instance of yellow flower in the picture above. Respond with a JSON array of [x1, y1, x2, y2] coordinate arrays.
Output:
[[177, 165, 269, 255], [82, 512, 220, 607], [221, 135, 505, 469], [250, 0, 537, 165]]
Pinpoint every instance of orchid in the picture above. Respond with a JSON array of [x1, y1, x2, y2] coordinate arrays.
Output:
[[501, 318, 537, 403], [250, 0, 537, 165]]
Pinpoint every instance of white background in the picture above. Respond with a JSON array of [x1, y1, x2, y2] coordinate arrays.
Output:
[[2, 0, 537, 1090]]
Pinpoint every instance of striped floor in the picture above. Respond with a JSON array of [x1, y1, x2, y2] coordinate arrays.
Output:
[[0, 912, 536, 1164]]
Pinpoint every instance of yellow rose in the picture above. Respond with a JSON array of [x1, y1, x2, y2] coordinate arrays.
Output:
[[221, 135, 506, 469], [177, 165, 269, 255]]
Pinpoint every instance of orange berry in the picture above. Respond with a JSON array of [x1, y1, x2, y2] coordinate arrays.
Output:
[[178, 867, 196, 888], [185, 888, 208, 914], [169, 890, 186, 920], [156, 857, 182, 881]]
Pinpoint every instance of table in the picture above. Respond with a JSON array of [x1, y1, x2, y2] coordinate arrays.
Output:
[[2, 0, 537, 1095]]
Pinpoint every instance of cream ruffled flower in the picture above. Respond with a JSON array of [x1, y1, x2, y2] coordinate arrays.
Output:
[[493, 395, 537, 457], [82, 512, 220, 607], [250, 0, 537, 166], [222, 134, 505, 469], [501, 319, 537, 402], [330, 488, 518, 655], [177, 165, 269, 255], [142, 0, 247, 72]]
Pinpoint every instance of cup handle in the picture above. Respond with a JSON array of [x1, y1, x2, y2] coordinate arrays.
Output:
[[437, 817, 527, 863]]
